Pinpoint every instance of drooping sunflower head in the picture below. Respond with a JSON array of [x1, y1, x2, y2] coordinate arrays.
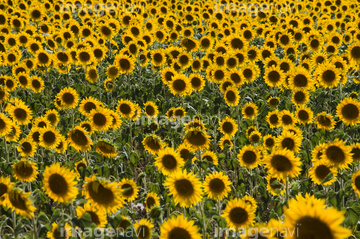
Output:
[[183, 127, 211, 151], [200, 151, 219, 165], [219, 135, 233, 151], [4, 189, 36, 219], [67, 126, 93, 152], [142, 134, 164, 155], [96, 140, 117, 158]]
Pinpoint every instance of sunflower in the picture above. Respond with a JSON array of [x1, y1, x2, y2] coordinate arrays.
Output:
[[3, 189, 35, 219], [336, 97, 360, 126], [56, 87, 79, 109], [43, 163, 78, 203], [237, 145, 261, 169], [279, 110, 297, 127], [218, 116, 238, 137], [296, 105, 313, 124], [155, 147, 184, 175], [89, 108, 113, 132], [0, 176, 13, 203], [264, 65, 285, 87], [85, 66, 99, 83], [159, 216, 201, 239], [134, 219, 154, 239], [115, 55, 135, 74], [204, 171, 231, 200], [222, 198, 256, 229], [288, 67, 313, 90], [189, 74, 205, 92], [283, 194, 351, 239], [321, 139, 353, 170], [265, 148, 302, 179], [265, 174, 285, 196], [266, 110, 280, 128], [12, 159, 38, 183], [79, 97, 103, 116], [198, 151, 217, 165], [249, 131, 262, 144], [242, 102, 258, 120], [47, 222, 72, 239], [352, 170, 360, 196], [17, 138, 37, 158], [116, 99, 135, 118], [224, 86, 240, 107], [36, 50, 52, 67], [263, 135, 276, 150], [183, 127, 211, 151], [199, 36, 213, 51], [151, 49, 166, 67], [219, 135, 233, 150], [6, 98, 33, 125], [309, 160, 337, 186], [315, 64, 340, 88], [76, 202, 107, 228], [177, 143, 193, 162], [165, 170, 203, 208], [96, 140, 117, 158], [39, 127, 61, 150], [315, 112, 336, 130], [275, 131, 302, 153], [291, 88, 309, 105], [67, 126, 93, 152], [348, 43, 360, 64], [83, 175, 124, 214], [0, 113, 12, 136], [5, 121, 21, 142], [0, 87, 8, 103], [119, 178, 138, 202], [351, 143, 360, 162], [169, 74, 191, 96], [144, 101, 159, 118], [145, 192, 160, 211]]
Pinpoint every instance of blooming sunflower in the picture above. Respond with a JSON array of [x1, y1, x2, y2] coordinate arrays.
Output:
[[47, 222, 72, 239], [144, 101, 159, 118], [0, 177, 13, 202], [201, 151, 219, 165], [263, 134, 276, 150], [17, 138, 37, 158], [119, 178, 139, 202], [83, 175, 124, 214], [309, 159, 338, 186], [265, 174, 285, 196], [264, 65, 285, 87], [155, 147, 184, 175], [265, 148, 302, 179], [237, 145, 261, 169], [183, 127, 211, 151], [6, 98, 33, 125], [219, 135, 233, 151], [315, 64, 340, 88], [89, 108, 113, 132], [169, 73, 191, 96], [283, 194, 351, 239], [224, 86, 240, 107], [352, 170, 360, 196], [43, 163, 78, 203], [219, 116, 238, 137], [0, 113, 12, 136], [315, 112, 336, 130], [67, 126, 93, 152], [145, 192, 160, 211], [39, 127, 61, 150], [266, 110, 281, 128], [321, 139, 353, 170], [12, 159, 38, 182], [165, 170, 203, 208], [116, 99, 135, 118], [159, 216, 201, 239], [134, 219, 154, 239], [275, 131, 302, 153], [204, 171, 231, 200], [4, 124, 21, 141], [242, 102, 258, 120], [115, 55, 135, 74], [3, 189, 36, 219], [44, 109, 60, 126], [76, 202, 107, 228], [142, 134, 164, 155], [296, 105, 313, 124], [336, 97, 360, 126], [95, 140, 117, 158], [222, 198, 256, 229], [176, 142, 193, 162], [56, 87, 79, 109], [79, 97, 103, 116]]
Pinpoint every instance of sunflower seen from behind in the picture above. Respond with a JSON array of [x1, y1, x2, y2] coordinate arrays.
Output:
[[165, 170, 203, 208]]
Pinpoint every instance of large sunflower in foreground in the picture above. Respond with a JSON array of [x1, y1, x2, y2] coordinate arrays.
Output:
[[4, 189, 36, 219], [165, 170, 203, 208], [67, 126, 93, 152], [321, 139, 353, 170], [183, 127, 211, 151], [43, 163, 78, 203], [204, 171, 231, 200], [134, 219, 154, 239], [222, 198, 256, 229], [159, 215, 202, 239], [336, 97, 360, 126], [83, 175, 124, 214], [265, 148, 302, 179], [76, 202, 108, 228], [283, 194, 351, 239], [119, 178, 139, 202], [155, 147, 184, 175], [12, 159, 38, 182]]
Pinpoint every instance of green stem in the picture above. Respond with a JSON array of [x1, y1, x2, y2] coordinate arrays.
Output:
[[13, 209, 17, 238], [4, 137, 9, 163]]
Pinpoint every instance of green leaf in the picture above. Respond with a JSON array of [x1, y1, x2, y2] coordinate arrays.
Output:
[[213, 216, 227, 228]]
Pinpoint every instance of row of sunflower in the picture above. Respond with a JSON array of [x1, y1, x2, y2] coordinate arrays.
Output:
[[0, 0, 360, 238]]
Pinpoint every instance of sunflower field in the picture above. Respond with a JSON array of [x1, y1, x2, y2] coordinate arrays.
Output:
[[1, 0, 360, 238]]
